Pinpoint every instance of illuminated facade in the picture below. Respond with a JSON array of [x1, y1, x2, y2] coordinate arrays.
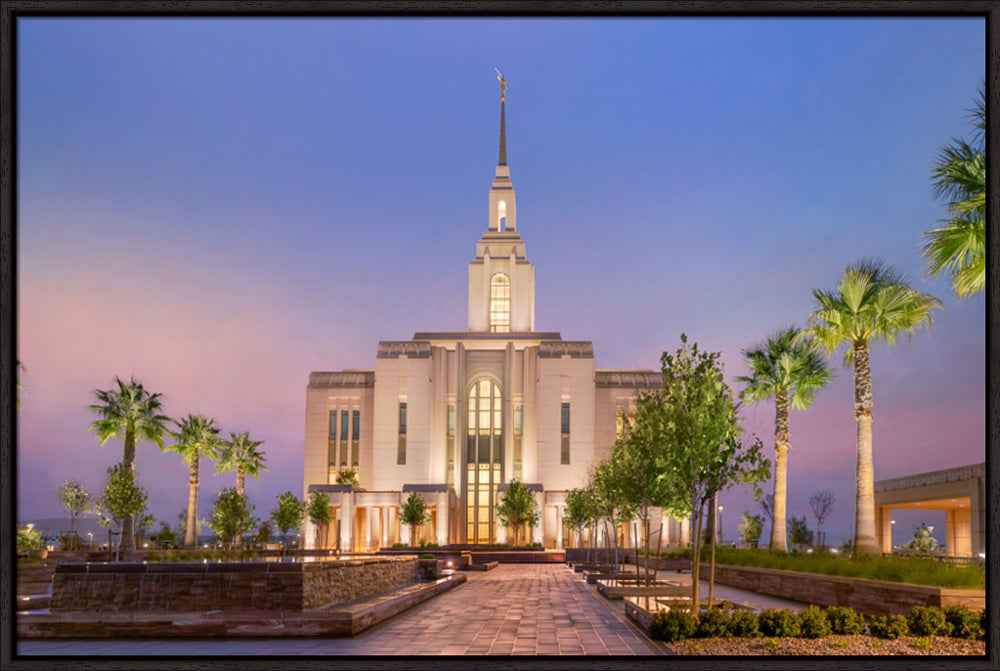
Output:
[[302, 81, 688, 550]]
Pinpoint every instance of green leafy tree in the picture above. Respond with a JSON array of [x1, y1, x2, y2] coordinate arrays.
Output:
[[592, 456, 636, 567], [495, 479, 540, 547], [306, 491, 334, 549], [399, 492, 430, 547], [737, 512, 763, 547], [17, 524, 43, 552], [215, 431, 267, 552], [334, 469, 359, 486], [174, 507, 205, 540], [207, 487, 259, 552], [907, 523, 939, 553], [271, 491, 305, 555], [921, 85, 985, 297], [786, 515, 814, 551], [166, 414, 224, 547], [151, 522, 177, 548], [97, 463, 149, 559], [563, 485, 599, 563], [255, 520, 273, 547], [88, 376, 170, 551], [737, 327, 832, 552], [646, 334, 770, 606], [802, 260, 940, 554], [55, 480, 93, 549]]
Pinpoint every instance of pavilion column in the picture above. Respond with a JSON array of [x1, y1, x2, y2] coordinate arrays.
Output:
[[876, 507, 892, 553], [971, 479, 984, 557]]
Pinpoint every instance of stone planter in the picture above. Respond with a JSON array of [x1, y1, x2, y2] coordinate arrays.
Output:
[[417, 559, 444, 580], [699, 562, 985, 616]]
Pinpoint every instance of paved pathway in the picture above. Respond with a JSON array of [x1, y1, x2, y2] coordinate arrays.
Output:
[[18, 563, 668, 656]]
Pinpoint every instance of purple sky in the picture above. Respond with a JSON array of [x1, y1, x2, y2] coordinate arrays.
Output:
[[16, 16, 986, 547]]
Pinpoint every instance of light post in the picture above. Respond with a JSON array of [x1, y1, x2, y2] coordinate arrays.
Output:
[[87, 532, 93, 549], [890, 519, 896, 550], [717, 505, 724, 544]]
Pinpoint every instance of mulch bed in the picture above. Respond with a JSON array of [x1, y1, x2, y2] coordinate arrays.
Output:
[[665, 634, 986, 656]]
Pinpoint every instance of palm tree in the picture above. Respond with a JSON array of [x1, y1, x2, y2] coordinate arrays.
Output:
[[802, 259, 941, 554], [89, 376, 171, 551], [921, 86, 985, 297], [737, 326, 833, 552], [216, 432, 267, 498], [216, 432, 267, 552], [166, 414, 224, 547]]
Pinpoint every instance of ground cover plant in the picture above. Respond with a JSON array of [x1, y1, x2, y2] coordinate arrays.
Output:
[[703, 546, 984, 589], [648, 603, 986, 656]]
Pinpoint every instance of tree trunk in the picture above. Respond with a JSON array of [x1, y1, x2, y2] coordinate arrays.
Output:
[[691, 503, 702, 609], [770, 389, 790, 552], [709, 492, 718, 608], [235, 468, 246, 553], [853, 340, 878, 554], [185, 451, 199, 547], [121, 426, 137, 552]]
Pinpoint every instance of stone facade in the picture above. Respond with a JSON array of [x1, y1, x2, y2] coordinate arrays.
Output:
[[49, 557, 418, 613], [702, 563, 985, 616]]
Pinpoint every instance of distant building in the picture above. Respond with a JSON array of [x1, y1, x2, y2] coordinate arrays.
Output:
[[302, 81, 687, 550], [874, 462, 985, 557]]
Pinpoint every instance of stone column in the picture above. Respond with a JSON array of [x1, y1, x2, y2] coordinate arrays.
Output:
[[387, 506, 397, 546], [533, 491, 545, 545], [555, 505, 563, 549], [436, 491, 449, 545], [340, 490, 355, 553]]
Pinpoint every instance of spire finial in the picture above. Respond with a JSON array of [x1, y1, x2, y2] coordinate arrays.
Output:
[[494, 68, 507, 166]]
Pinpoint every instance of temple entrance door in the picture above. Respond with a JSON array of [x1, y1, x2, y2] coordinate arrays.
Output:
[[466, 378, 503, 544]]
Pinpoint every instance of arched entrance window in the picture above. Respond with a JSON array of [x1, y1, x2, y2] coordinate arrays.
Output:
[[489, 273, 510, 333], [466, 378, 502, 543]]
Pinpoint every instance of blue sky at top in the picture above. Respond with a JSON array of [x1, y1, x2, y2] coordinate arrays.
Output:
[[16, 15, 986, 546]]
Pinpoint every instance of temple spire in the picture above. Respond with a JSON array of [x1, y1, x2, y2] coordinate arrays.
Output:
[[495, 68, 507, 166]]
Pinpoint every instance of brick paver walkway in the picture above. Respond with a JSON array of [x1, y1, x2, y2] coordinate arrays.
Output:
[[18, 563, 668, 656]]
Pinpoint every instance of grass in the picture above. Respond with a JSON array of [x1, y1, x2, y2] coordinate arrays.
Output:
[[703, 547, 984, 589]]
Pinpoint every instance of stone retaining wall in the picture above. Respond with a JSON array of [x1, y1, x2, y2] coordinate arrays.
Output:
[[701, 563, 985, 616], [50, 557, 418, 613]]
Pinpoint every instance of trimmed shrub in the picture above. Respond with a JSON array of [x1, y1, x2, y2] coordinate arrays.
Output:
[[729, 609, 761, 638], [695, 608, 732, 639], [907, 606, 951, 636], [797, 605, 831, 639], [649, 608, 698, 643], [943, 605, 981, 640], [869, 615, 908, 640], [825, 606, 865, 635], [758, 608, 800, 637]]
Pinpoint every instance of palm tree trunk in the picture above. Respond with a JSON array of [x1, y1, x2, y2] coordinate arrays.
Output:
[[121, 426, 137, 552], [770, 389, 790, 552], [235, 468, 246, 553], [853, 340, 877, 554], [185, 451, 199, 547]]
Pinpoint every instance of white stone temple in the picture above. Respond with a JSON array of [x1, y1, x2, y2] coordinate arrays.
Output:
[[301, 76, 687, 551]]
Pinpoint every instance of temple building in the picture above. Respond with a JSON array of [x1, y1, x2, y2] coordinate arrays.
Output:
[[302, 76, 687, 550]]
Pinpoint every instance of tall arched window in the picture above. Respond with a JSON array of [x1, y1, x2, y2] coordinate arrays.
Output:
[[489, 273, 510, 333], [466, 379, 502, 543], [497, 200, 507, 231]]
